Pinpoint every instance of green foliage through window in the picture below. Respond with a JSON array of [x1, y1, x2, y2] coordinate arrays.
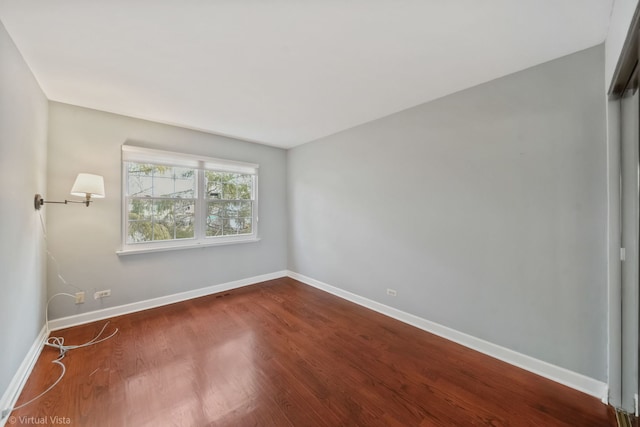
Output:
[[125, 162, 256, 245], [205, 171, 253, 237]]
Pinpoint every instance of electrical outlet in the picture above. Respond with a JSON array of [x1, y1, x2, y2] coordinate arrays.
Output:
[[386, 288, 397, 297], [94, 289, 111, 299], [75, 292, 85, 304]]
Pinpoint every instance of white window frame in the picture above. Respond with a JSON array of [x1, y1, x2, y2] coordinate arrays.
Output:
[[117, 145, 259, 255]]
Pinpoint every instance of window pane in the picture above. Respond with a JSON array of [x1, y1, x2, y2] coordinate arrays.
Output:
[[127, 220, 153, 243], [206, 202, 223, 237], [127, 163, 153, 197], [208, 201, 222, 216], [238, 217, 252, 234], [205, 171, 254, 201], [222, 174, 237, 200], [153, 199, 174, 223], [127, 162, 195, 198], [207, 181, 222, 199], [205, 171, 222, 199], [175, 200, 195, 239], [153, 199, 195, 240], [153, 220, 174, 241], [237, 175, 252, 199], [225, 201, 239, 218], [221, 217, 252, 235], [206, 201, 252, 237], [127, 198, 195, 243], [238, 201, 252, 218], [223, 218, 238, 235], [153, 167, 195, 198], [128, 199, 152, 220]]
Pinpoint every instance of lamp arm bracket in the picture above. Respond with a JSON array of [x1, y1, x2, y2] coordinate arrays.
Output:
[[34, 194, 92, 210]]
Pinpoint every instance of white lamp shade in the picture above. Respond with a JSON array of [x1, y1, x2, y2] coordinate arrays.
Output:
[[70, 173, 105, 198]]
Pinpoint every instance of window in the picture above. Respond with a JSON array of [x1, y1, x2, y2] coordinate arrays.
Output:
[[120, 145, 259, 254], [204, 171, 254, 237]]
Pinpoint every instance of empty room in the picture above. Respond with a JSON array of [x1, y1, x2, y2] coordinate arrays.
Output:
[[1, 1, 639, 426]]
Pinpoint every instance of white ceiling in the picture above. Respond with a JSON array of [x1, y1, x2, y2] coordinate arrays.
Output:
[[0, 1, 613, 148]]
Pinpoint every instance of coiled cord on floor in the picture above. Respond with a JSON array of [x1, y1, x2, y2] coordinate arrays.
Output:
[[1, 294, 118, 419], [0, 213, 118, 420]]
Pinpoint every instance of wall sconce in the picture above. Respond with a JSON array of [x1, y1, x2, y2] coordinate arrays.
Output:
[[35, 173, 105, 210]]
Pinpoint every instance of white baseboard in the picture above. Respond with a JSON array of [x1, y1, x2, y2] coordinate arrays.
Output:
[[0, 325, 48, 427], [48, 271, 288, 331], [286, 270, 609, 403]]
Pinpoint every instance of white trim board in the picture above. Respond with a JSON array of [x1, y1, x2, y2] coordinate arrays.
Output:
[[48, 271, 287, 331], [0, 325, 48, 427], [286, 270, 609, 404]]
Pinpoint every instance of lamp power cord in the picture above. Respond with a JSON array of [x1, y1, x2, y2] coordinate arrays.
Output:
[[0, 213, 118, 420]]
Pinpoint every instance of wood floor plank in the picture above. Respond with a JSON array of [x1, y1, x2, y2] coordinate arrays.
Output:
[[8, 277, 616, 426]]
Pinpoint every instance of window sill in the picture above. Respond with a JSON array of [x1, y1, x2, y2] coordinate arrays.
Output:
[[116, 237, 261, 256]]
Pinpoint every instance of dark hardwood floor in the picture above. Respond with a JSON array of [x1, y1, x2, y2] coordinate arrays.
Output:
[[8, 277, 615, 426]]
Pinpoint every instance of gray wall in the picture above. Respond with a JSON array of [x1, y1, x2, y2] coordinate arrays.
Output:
[[288, 45, 607, 380], [46, 103, 287, 319], [0, 21, 48, 398]]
